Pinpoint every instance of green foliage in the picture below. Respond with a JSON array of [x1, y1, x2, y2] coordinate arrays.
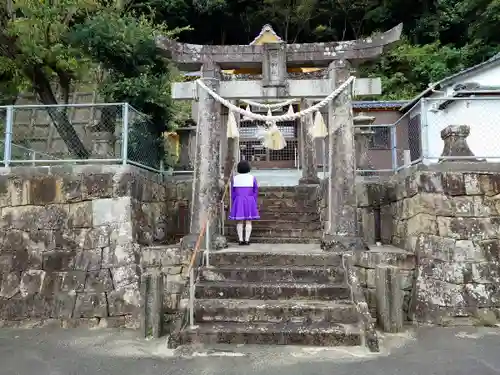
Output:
[[133, 0, 500, 99], [2, 0, 500, 150], [361, 39, 467, 99], [70, 11, 183, 133], [0, 0, 183, 161]]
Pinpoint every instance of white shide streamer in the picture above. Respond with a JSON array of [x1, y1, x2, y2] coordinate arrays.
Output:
[[196, 76, 356, 123]]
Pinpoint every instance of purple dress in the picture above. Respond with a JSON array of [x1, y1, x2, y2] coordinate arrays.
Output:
[[228, 173, 260, 221]]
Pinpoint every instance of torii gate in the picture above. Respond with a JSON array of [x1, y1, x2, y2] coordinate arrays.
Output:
[[157, 24, 403, 250]]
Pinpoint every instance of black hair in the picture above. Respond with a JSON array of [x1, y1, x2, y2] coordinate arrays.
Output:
[[237, 160, 251, 174]]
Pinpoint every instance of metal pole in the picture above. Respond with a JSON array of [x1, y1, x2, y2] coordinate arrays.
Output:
[[205, 219, 210, 267], [121, 103, 129, 165], [221, 202, 225, 236], [327, 118, 333, 233], [403, 150, 411, 167], [4, 106, 13, 167], [189, 267, 195, 328], [390, 125, 397, 172], [420, 99, 427, 161]]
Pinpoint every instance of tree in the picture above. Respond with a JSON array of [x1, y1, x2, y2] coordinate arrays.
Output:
[[0, 0, 95, 157], [0, 0, 181, 162]]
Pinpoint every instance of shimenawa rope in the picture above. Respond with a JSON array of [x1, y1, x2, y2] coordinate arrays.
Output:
[[196, 76, 356, 123]]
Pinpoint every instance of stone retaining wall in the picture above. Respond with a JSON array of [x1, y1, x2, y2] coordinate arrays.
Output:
[[350, 248, 415, 321], [0, 165, 192, 327], [140, 244, 190, 334], [358, 164, 500, 325]]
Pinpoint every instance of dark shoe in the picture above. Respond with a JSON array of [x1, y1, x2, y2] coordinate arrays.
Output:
[[244, 241, 251, 245], [238, 241, 245, 246]]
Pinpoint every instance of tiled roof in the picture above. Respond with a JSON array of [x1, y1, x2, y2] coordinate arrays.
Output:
[[401, 53, 500, 112], [352, 100, 409, 109]]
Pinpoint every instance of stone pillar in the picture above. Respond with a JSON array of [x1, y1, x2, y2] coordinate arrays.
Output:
[[353, 113, 375, 175], [375, 265, 404, 333], [299, 99, 320, 184], [321, 60, 368, 252], [224, 100, 240, 183], [140, 271, 164, 338], [184, 61, 226, 249], [439, 125, 480, 163]]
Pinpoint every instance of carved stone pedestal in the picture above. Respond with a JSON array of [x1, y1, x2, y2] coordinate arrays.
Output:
[[439, 125, 481, 163]]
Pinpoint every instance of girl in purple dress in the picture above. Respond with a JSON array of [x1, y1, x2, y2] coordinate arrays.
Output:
[[228, 160, 260, 245]]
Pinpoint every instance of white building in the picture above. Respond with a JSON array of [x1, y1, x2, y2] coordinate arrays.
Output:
[[400, 53, 500, 163]]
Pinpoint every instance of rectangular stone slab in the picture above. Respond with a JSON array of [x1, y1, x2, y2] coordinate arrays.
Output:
[[172, 78, 382, 100]]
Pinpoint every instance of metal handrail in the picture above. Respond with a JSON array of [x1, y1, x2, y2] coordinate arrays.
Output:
[[186, 165, 234, 328]]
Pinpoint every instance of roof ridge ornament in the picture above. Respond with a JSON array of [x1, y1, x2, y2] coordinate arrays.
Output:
[[249, 24, 283, 45]]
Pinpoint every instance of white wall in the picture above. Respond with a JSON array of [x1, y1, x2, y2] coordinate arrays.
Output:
[[423, 97, 500, 161], [421, 62, 500, 162]]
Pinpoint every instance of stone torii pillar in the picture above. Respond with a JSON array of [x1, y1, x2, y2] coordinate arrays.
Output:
[[321, 60, 369, 252], [189, 61, 223, 240]]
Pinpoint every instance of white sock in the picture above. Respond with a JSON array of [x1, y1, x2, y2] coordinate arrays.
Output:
[[236, 223, 244, 242], [245, 221, 252, 242]]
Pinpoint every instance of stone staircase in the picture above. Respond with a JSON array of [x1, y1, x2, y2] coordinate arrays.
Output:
[[167, 183, 378, 352], [170, 246, 377, 350], [225, 186, 322, 244]]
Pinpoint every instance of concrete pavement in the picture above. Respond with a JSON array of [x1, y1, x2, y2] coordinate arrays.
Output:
[[0, 325, 500, 375]]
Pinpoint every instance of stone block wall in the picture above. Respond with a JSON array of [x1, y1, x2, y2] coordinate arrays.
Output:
[[140, 245, 190, 333], [0, 165, 192, 327], [357, 164, 500, 324], [351, 249, 415, 321]]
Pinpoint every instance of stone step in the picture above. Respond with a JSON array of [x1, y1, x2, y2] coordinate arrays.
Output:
[[258, 198, 318, 209], [258, 205, 318, 213], [175, 321, 362, 347], [211, 251, 342, 267], [226, 228, 321, 238], [257, 211, 321, 221], [225, 236, 321, 244], [199, 266, 345, 283], [258, 189, 319, 200], [192, 299, 359, 324], [259, 186, 317, 193], [225, 220, 322, 231], [194, 281, 351, 301]]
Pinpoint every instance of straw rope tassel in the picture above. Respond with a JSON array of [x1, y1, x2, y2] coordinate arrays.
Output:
[[226, 111, 239, 138], [261, 122, 286, 150], [242, 105, 252, 121], [310, 111, 328, 138]]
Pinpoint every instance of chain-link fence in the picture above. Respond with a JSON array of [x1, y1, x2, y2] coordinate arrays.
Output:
[[125, 106, 164, 171], [0, 103, 166, 171], [421, 97, 500, 162]]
